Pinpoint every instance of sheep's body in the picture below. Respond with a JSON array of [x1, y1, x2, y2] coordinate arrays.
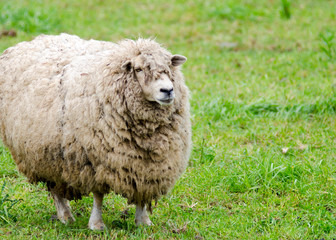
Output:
[[0, 34, 191, 227]]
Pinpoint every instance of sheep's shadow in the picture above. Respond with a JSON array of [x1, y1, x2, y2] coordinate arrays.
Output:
[[105, 209, 138, 231], [52, 213, 139, 237]]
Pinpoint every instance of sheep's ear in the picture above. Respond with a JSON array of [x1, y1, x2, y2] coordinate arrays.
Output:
[[171, 55, 187, 66], [121, 60, 132, 72]]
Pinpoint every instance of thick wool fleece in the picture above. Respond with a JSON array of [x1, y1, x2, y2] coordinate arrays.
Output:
[[0, 34, 191, 209]]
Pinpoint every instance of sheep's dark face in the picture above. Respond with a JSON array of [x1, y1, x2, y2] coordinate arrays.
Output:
[[122, 54, 186, 106]]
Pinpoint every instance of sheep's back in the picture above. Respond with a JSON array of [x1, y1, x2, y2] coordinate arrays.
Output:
[[0, 34, 116, 181]]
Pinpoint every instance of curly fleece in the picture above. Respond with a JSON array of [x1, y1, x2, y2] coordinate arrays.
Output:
[[0, 34, 191, 210]]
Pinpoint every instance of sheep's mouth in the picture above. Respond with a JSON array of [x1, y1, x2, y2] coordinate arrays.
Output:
[[157, 98, 174, 105]]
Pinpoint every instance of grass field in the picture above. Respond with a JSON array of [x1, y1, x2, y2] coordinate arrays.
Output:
[[1, 0, 336, 239]]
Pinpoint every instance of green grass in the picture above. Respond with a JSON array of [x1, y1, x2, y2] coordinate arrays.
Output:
[[320, 30, 336, 61], [1, 0, 336, 239], [0, 181, 21, 224]]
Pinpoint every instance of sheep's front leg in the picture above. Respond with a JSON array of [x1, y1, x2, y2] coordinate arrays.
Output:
[[51, 191, 75, 224], [88, 192, 106, 230], [135, 205, 152, 226]]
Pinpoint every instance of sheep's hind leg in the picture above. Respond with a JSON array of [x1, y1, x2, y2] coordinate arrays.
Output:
[[51, 191, 75, 224], [88, 192, 106, 230], [135, 205, 152, 226]]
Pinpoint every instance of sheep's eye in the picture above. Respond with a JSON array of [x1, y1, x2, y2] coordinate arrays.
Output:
[[135, 68, 142, 72]]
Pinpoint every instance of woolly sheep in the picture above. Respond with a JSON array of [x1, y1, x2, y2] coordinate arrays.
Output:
[[0, 34, 191, 229]]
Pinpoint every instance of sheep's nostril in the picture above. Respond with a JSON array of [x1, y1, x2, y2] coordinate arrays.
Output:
[[160, 88, 174, 95]]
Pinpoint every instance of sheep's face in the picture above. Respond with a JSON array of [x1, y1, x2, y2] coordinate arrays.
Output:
[[123, 54, 187, 106]]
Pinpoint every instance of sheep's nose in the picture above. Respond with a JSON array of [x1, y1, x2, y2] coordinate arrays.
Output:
[[160, 88, 174, 96]]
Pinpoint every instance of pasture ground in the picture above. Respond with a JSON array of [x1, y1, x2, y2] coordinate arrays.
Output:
[[1, 0, 336, 239]]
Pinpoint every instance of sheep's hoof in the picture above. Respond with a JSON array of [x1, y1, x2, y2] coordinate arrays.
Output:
[[135, 218, 153, 226], [88, 220, 106, 231], [58, 213, 75, 224]]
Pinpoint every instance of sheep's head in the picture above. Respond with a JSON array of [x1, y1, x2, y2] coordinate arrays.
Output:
[[122, 51, 187, 106]]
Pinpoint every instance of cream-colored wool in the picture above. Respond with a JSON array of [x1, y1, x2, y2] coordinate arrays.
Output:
[[0, 34, 191, 214]]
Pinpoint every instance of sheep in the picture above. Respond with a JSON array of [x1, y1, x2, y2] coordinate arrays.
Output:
[[0, 33, 191, 229]]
